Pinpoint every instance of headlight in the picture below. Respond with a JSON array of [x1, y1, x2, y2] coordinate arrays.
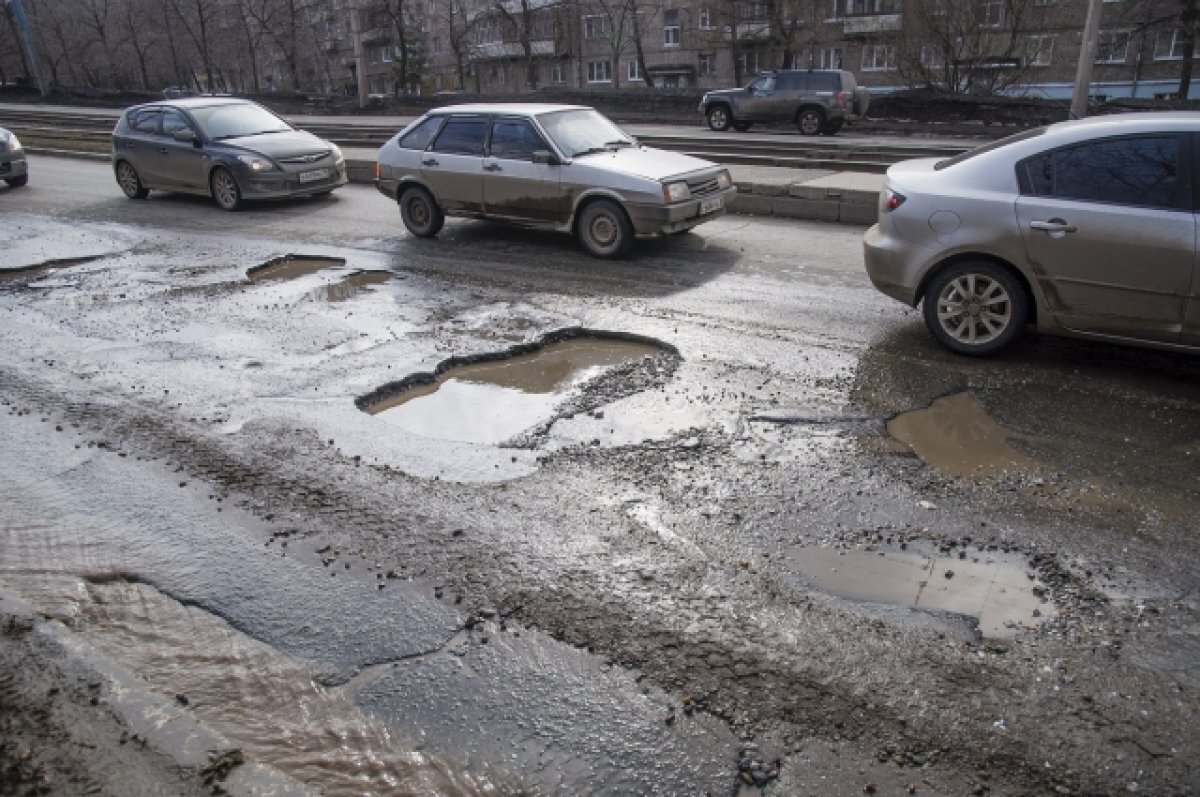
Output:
[[716, 170, 731, 190], [8, 133, 22, 152], [237, 154, 277, 172], [662, 181, 691, 203], [329, 144, 344, 164]]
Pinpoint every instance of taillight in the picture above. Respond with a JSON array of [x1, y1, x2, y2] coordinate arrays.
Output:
[[885, 190, 906, 211], [836, 91, 847, 108], [374, 162, 381, 180]]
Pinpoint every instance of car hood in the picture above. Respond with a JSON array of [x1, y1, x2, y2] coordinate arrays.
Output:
[[218, 129, 333, 159], [572, 146, 720, 181]]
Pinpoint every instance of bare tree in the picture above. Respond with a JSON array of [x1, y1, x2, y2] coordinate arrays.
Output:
[[163, 0, 219, 89]]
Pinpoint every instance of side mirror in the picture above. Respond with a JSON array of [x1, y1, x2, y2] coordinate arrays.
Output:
[[532, 149, 561, 166], [173, 129, 197, 143]]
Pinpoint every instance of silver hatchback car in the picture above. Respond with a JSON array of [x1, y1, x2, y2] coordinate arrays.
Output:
[[0, 126, 28, 188], [375, 103, 736, 258], [864, 112, 1200, 356], [111, 97, 347, 211]]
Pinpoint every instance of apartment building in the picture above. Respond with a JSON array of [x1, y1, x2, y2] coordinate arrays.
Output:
[[349, 0, 1196, 99]]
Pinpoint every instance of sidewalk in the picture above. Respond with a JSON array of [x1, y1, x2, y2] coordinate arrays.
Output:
[[339, 147, 884, 225]]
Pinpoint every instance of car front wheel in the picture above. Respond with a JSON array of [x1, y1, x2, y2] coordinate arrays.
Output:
[[210, 167, 243, 211], [115, 161, 148, 199], [398, 185, 444, 237], [706, 106, 732, 132], [577, 199, 633, 259], [6, 174, 28, 188], [922, 262, 1029, 356]]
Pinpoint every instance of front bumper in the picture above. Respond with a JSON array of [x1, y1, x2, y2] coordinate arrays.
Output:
[[626, 186, 738, 236], [0, 153, 28, 180], [241, 163, 348, 200]]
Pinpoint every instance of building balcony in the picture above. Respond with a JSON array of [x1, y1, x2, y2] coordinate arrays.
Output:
[[472, 39, 556, 60], [843, 14, 901, 35], [360, 27, 391, 44]]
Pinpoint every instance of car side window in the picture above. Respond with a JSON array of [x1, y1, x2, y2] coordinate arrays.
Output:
[[776, 73, 802, 91], [399, 116, 443, 150], [161, 111, 191, 137], [129, 110, 160, 134], [431, 118, 487, 156], [811, 73, 839, 91], [1019, 135, 1186, 211], [489, 119, 545, 161], [749, 76, 775, 92]]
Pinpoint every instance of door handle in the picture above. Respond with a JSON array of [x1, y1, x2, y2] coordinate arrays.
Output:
[[421, 158, 439, 167], [157, 147, 168, 154], [483, 163, 502, 172], [1029, 219, 1077, 233]]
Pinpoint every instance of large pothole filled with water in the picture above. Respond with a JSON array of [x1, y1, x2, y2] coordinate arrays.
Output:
[[888, 392, 1036, 478], [358, 329, 677, 446]]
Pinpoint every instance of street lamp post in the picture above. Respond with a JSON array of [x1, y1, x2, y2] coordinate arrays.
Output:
[[1070, 0, 1103, 119], [7, 0, 48, 97]]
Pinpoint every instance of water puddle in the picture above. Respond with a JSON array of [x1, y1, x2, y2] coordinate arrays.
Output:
[[789, 547, 1052, 637], [887, 392, 1035, 477], [0, 256, 98, 285], [312, 270, 393, 302], [247, 254, 346, 282], [361, 333, 670, 445]]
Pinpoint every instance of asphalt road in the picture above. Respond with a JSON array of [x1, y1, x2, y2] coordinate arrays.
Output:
[[2, 155, 1199, 796]]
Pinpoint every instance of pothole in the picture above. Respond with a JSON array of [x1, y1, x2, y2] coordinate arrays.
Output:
[[311, 270, 393, 302], [358, 330, 674, 445], [887, 392, 1035, 477], [789, 547, 1053, 638], [0, 256, 100, 285], [246, 254, 346, 282]]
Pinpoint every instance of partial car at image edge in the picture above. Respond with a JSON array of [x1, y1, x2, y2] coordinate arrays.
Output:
[[110, 97, 347, 211], [0, 126, 28, 188], [864, 112, 1200, 356]]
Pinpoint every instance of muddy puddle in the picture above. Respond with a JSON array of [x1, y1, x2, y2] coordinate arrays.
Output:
[[789, 547, 1051, 637], [312, 270, 393, 302], [0, 256, 98, 285], [363, 334, 669, 445], [888, 392, 1035, 477], [246, 254, 347, 282]]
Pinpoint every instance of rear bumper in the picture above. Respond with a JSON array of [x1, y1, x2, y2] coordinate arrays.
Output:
[[626, 186, 738, 235], [863, 223, 919, 306], [0, 154, 28, 179]]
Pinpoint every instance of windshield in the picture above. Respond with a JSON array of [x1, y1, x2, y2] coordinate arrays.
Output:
[[538, 109, 634, 157], [188, 103, 293, 141]]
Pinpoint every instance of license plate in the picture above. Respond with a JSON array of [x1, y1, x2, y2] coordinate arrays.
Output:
[[299, 168, 330, 183], [699, 196, 723, 215]]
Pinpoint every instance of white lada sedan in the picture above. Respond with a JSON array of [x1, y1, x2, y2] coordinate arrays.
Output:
[[374, 103, 736, 258]]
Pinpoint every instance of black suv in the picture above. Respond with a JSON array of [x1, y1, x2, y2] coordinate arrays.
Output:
[[699, 70, 870, 136]]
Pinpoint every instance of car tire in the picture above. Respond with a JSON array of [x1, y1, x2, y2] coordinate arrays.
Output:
[[922, 261, 1030, 356], [398, 185, 444, 238], [731, 120, 754, 132], [6, 174, 28, 188], [576, 199, 634, 259], [706, 106, 732, 132], [796, 108, 825, 136], [210, 167, 243, 211], [115, 161, 148, 199]]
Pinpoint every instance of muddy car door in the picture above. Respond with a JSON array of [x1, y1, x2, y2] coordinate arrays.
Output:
[[481, 117, 563, 223], [115, 107, 163, 184], [421, 115, 486, 213], [155, 109, 208, 191], [739, 75, 778, 122]]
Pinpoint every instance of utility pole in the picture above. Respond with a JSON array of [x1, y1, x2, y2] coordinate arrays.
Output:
[[7, 0, 48, 97], [1070, 0, 1103, 119], [348, 0, 369, 109]]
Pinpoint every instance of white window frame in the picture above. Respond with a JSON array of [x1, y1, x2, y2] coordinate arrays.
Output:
[[818, 47, 841, 70], [978, 0, 1003, 28], [1025, 34, 1053, 66], [587, 59, 612, 83], [920, 45, 944, 68], [698, 6, 714, 29], [663, 8, 680, 46], [1095, 29, 1130, 64], [583, 14, 609, 39], [551, 62, 566, 83], [1155, 28, 1199, 61], [738, 51, 760, 75], [861, 43, 896, 71], [698, 51, 715, 76], [628, 59, 641, 81]]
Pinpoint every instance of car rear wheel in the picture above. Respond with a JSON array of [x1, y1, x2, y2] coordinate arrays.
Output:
[[398, 185, 444, 237], [115, 161, 148, 199], [6, 174, 28, 188], [922, 262, 1029, 356], [706, 106, 732, 132], [577, 199, 634, 259], [731, 120, 754, 132], [210, 167, 243, 211], [797, 108, 825, 136]]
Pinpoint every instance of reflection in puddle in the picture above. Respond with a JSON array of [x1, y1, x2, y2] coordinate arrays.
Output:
[[0, 256, 98, 285], [365, 337, 667, 445], [313, 270, 393, 302], [790, 547, 1051, 637], [888, 392, 1035, 477], [247, 254, 346, 282]]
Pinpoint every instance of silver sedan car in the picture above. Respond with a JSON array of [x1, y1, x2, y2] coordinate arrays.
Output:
[[375, 103, 736, 258], [864, 112, 1200, 356], [111, 97, 347, 211], [0, 126, 28, 188]]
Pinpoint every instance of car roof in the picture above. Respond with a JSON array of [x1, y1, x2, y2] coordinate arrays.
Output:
[[425, 103, 591, 117], [125, 96, 257, 113], [1042, 111, 1200, 140]]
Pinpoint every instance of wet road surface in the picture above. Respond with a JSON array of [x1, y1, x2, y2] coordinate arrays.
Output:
[[1, 155, 1199, 795]]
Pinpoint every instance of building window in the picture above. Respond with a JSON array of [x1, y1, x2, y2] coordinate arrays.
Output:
[[698, 6, 714, 29], [1096, 30, 1130, 64], [826, 0, 842, 19], [698, 52, 715, 76], [583, 14, 609, 39], [738, 51, 760, 75], [1155, 28, 1199, 60], [818, 47, 842, 69], [845, 0, 898, 13], [736, 2, 766, 21], [587, 60, 612, 82], [551, 62, 566, 83], [628, 59, 642, 81], [861, 44, 896, 71], [432, 36, 441, 54], [920, 45, 944, 68], [663, 9, 680, 46], [382, 46, 393, 62], [978, 0, 1003, 27], [1025, 34, 1053, 66]]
